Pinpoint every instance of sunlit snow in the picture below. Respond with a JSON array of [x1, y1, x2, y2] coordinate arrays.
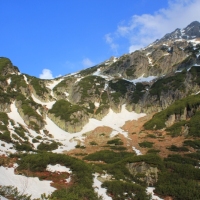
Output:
[[146, 187, 163, 200], [7, 102, 26, 126], [0, 140, 16, 155], [46, 164, 71, 173], [31, 94, 56, 109], [0, 166, 55, 199], [127, 74, 157, 84], [6, 78, 11, 85], [132, 146, 142, 155], [23, 75, 28, 84], [46, 78, 64, 90], [93, 173, 112, 200]]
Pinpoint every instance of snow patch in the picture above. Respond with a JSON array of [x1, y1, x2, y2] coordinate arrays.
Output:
[[93, 173, 112, 200], [6, 78, 11, 85], [0, 166, 55, 199], [125, 75, 157, 84], [147, 56, 153, 66], [64, 92, 69, 97], [46, 78, 64, 90], [146, 187, 163, 200], [46, 164, 71, 173], [94, 102, 100, 107], [132, 146, 142, 155], [23, 75, 28, 84], [7, 102, 26, 126], [0, 140, 16, 155], [31, 94, 55, 109], [75, 77, 83, 83]]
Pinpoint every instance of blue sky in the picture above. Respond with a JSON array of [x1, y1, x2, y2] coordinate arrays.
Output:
[[0, 0, 200, 79]]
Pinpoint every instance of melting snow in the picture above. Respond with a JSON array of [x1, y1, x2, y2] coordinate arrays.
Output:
[[7, 102, 26, 126], [23, 75, 28, 84], [93, 70, 112, 81], [0, 166, 55, 199], [189, 38, 200, 45], [75, 77, 83, 83], [93, 173, 112, 200], [132, 147, 142, 155], [95, 102, 100, 107], [146, 187, 163, 200], [46, 79, 64, 90], [0, 140, 16, 155], [6, 78, 11, 85], [31, 94, 55, 109], [126, 75, 157, 84], [46, 164, 71, 173], [64, 92, 69, 96], [147, 56, 153, 66]]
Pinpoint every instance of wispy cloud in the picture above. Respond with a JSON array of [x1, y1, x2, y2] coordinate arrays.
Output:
[[82, 58, 95, 68], [39, 69, 54, 79], [105, 0, 200, 53], [105, 33, 119, 53]]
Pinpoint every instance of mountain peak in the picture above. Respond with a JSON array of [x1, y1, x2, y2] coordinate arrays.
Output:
[[156, 21, 200, 44]]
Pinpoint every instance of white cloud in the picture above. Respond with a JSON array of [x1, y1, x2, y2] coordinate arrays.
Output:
[[82, 58, 95, 68], [105, 0, 200, 53], [105, 33, 119, 53], [39, 69, 54, 79]]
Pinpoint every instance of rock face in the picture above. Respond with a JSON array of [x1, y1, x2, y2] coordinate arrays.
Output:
[[0, 57, 19, 76], [156, 21, 200, 43], [126, 162, 158, 186], [48, 111, 89, 133], [165, 105, 200, 127], [15, 101, 45, 131]]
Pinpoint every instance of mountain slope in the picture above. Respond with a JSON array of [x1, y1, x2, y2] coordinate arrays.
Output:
[[0, 21, 200, 200]]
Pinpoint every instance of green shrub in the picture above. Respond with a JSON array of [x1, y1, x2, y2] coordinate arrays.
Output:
[[139, 141, 154, 148], [166, 121, 186, 137], [0, 131, 11, 143], [37, 141, 59, 151], [15, 143, 33, 151], [110, 146, 127, 151], [147, 149, 160, 154], [49, 99, 87, 123], [167, 145, 189, 152], [144, 93, 200, 130], [183, 140, 200, 149], [102, 180, 150, 200], [32, 138, 39, 143], [75, 144, 86, 149], [83, 150, 133, 164], [29, 77, 49, 96], [150, 70, 186, 97], [107, 138, 123, 145], [188, 111, 200, 137], [164, 154, 198, 166], [89, 141, 98, 145]]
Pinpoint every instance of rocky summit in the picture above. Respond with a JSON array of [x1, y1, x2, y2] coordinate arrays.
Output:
[[1, 21, 200, 200]]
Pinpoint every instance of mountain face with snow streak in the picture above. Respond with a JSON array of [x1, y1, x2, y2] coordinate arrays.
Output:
[[1, 21, 200, 200], [157, 21, 200, 43]]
